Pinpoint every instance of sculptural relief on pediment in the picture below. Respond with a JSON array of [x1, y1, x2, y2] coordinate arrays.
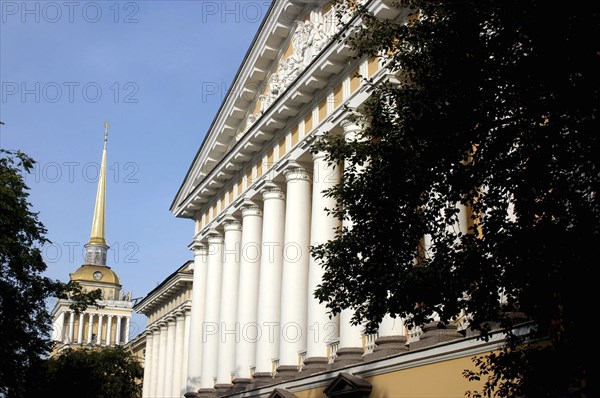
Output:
[[238, 5, 340, 139]]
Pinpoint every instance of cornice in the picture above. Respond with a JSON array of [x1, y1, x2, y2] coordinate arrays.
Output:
[[172, 0, 404, 220]]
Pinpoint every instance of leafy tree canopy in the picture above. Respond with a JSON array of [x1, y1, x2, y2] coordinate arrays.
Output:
[[0, 149, 101, 397], [313, 1, 599, 396], [38, 346, 143, 398]]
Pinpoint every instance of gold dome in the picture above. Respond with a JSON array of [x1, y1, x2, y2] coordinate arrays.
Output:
[[70, 265, 121, 286]]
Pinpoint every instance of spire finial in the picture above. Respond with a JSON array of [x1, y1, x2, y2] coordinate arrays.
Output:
[[85, 123, 109, 265]]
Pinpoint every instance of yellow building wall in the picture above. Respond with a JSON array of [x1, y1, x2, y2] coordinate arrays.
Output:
[[294, 355, 484, 398]]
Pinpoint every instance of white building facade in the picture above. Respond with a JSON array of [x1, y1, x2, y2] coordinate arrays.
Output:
[[135, 262, 194, 398], [138, 1, 495, 397]]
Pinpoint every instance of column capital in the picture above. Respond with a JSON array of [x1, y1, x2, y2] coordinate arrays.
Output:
[[207, 229, 224, 243], [340, 118, 362, 140], [145, 330, 155, 339], [311, 150, 329, 162], [158, 321, 168, 329], [284, 163, 311, 183], [340, 118, 361, 131], [189, 238, 208, 254], [241, 201, 263, 217], [223, 218, 242, 232], [261, 183, 285, 201]]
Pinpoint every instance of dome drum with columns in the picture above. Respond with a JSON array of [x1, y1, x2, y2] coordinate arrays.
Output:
[[50, 123, 133, 353], [136, 1, 502, 397]]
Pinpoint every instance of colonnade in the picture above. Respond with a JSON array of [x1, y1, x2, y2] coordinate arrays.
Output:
[[52, 311, 130, 346], [184, 121, 406, 396], [143, 309, 192, 398]]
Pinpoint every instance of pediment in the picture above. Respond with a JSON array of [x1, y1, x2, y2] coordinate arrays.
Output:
[[172, 0, 345, 215], [179, 260, 193, 273], [324, 373, 373, 398], [268, 388, 298, 398], [235, 4, 340, 142]]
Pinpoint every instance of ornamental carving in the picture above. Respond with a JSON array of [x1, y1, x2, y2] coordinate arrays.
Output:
[[239, 11, 337, 139]]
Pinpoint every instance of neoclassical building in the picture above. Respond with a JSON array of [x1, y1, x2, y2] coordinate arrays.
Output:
[[51, 125, 133, 352], [134, 261, 194, 397], [137, 0, 505, 397]]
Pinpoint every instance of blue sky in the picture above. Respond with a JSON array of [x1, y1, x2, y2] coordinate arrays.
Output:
[[0, 0, 271, 336]]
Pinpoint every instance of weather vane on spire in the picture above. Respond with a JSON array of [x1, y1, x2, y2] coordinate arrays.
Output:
[[104, 121, 109, 142]]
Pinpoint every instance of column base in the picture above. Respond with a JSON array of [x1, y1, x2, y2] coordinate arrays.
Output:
[[249, 372, 275, 389], [299, 356, 328, 376], [184, 392, 200, 398], [231, 378, 252, 393], [409, 322, 462, 350], [274, 365, 299, 383], [364, 335, 408, 362], [215, 383, 233, 397], [196, 388, 217, 398], [332, 347, 363, 369]]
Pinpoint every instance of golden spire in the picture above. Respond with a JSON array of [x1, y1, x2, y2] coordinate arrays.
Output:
[[88, 122, 108, 247]]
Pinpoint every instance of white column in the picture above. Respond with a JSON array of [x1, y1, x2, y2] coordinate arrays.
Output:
[[305, 151, 341, 368], [172, 312, 186, 397], [116, 316, 122, 345], [156, 321, 169, 396], [149, 326, 161, 398], [339, 311, 363, 348], [379, 315, 405, 337], [68, 312, 75, 343], [125, 317, 131, 344], [142, 331, 154, 398], [106, 315, 113, 346], [216, 220, 242, 388], [458, 203, 470, 235], [52, 312, 65, 342], [77, 313, 85, 343], [337, 120, 366, 360], [254, 185, 285, 378], [164, 317, 177, 396], [199, 231, 224, 390], [186, 241, 208, 394], [181, 309, 192, 396], [233, 203, 263, 383], [87, 314, 94, 344], [96, 314, 104, 345], [278, 164, 312, 372]]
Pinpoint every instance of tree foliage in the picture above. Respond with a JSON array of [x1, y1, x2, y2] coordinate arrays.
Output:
[[0, 149, 101, 397], [313, 1, 599, 396], [36, 346, 143, 398]]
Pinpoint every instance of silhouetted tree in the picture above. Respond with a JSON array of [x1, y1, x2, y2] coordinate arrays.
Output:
[[313, 1, 599, 396], [0, 149, 101, 397]]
